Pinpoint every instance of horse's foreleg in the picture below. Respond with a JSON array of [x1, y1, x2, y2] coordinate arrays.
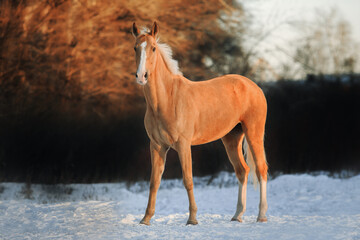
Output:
[[140, 142, 168, 225], [176, 142, 198, 225]]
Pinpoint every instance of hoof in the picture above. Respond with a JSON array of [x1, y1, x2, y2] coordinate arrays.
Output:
[[257, 217, 267, 222], [186, 219, 198, 225], [231, 217, 243, 223], [140, 218, 150, 226]]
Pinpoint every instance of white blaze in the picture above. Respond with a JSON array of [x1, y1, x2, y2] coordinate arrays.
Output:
[[136, 41, 147, 85]]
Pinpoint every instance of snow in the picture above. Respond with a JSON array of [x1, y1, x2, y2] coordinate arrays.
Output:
[[0, 173, 359, 239]]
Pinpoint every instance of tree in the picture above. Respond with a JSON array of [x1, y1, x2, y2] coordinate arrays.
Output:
[[280, 8, 359, 79], [0, 0, 249, 117]]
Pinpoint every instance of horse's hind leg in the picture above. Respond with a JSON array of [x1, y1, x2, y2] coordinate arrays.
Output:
[[222, 125, 249, 222], [243, 116, 268, 222]]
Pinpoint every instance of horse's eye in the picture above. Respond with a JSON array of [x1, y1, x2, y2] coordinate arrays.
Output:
[[134, 47, 136, 51], [153, 47, 156, 52]]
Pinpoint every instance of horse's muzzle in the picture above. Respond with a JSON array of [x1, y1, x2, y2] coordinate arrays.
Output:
[[136, 71, 148, 85]]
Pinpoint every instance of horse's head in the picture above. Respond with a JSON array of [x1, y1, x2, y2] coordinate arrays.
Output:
[[132, 21, 159, 85]]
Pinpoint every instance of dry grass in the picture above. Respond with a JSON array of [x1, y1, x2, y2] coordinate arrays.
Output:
[[0, 0, 242, 119]]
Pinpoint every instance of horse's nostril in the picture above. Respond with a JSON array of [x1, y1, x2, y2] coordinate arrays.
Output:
[[144, 72, 148, 79]]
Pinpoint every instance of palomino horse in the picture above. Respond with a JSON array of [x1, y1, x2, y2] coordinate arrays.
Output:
[[132, 22, 268, 225]]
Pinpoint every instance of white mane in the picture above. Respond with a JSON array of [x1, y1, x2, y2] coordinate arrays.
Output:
[[139, 28, 182, 76], [157, 42, 182, 75]]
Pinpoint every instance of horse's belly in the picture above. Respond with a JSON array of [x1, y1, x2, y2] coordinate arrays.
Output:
[[191, 117, 239, 145]]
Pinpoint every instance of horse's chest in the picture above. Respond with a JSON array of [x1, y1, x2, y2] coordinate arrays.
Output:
[[144, 112, 177, 146]]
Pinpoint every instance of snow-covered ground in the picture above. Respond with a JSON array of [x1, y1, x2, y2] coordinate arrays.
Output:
[[0, 172, 359, 240]]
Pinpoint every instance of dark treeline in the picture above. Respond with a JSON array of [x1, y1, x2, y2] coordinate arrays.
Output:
[[0, 79, 359, 183], [263, 77, 360, 175]]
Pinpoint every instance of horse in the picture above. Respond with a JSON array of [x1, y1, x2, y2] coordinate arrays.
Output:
[[131, 21, 268, 225]]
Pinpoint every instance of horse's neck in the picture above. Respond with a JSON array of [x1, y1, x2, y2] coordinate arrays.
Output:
[[143, 54, 174, 113]]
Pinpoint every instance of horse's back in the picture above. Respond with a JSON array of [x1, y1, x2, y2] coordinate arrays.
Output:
[[186, 74, 266, 110]]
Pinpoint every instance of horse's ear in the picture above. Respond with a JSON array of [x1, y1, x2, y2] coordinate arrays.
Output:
[[132, 22, 140, 38], [151, 21, 159, 37]]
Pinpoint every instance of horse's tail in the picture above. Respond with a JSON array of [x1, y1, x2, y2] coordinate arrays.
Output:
[[243, 138, 258, 189]]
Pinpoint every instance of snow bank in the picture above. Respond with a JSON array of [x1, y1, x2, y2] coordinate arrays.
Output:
[[0, 173, 359, 239]]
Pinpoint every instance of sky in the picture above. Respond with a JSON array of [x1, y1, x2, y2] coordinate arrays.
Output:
[[239, 0, 360, 79], [241, 0, 360, 39]]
